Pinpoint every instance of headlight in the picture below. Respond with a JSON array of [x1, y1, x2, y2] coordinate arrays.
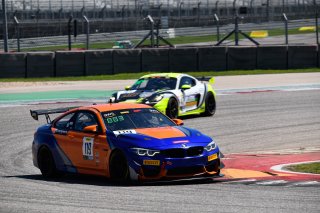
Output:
[[131, 148, 160, 157], [151, 94, 163, 102], [204, 141, 216, 152]]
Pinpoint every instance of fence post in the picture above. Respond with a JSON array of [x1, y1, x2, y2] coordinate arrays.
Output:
[[214, 13, 220, 42], [14, 16, 21, 52], [68, 16, 73, 50], [282, 13, 288, 45], [197, 1, 201, 27], [83, 15, 90, 50], [2, 0, 9, 52]]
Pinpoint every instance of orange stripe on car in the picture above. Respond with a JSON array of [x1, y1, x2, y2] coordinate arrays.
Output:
[[136, 127, 186, 139]]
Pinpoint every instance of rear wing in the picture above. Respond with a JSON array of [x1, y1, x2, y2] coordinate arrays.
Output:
[[30, 106, 78, 124], [196, 77, 215, 84]]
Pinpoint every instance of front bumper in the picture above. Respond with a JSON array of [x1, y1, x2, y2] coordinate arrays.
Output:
[[127, 151, 223, 182]]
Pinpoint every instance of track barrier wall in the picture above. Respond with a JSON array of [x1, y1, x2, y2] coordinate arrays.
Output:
[[141, 49, 169, 72], [55, 51, 85, 77], [257, 46, 288, 70], [0, 53, 26, 78], [198, 47, 227, 71], [169, 48, 198, 72], [227, 46, 257, 70], [0, 45, 319, 78], [113, 49, 141, 74], [288, 45, 318, 69], [26, 52, 55, 77], [85, 50, 113, 76]]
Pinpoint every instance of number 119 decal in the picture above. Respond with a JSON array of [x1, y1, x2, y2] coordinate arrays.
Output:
[[82, 137, 94, 160]]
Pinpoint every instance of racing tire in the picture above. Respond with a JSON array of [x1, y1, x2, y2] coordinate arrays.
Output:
[[38, 147, 59, 178], [166, 98, 179, 119], [109, 150, 129, 183], [203, 92, 216, 116]]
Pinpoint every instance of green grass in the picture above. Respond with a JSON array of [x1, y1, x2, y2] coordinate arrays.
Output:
[[285, 162, 320, 174], [0, 68, 319, 82], [23, 27, 313, 52]]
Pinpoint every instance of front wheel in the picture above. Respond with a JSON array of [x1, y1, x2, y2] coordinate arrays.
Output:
[[109, 150, 129, 182], [166, 98, 179, 119], [203, 92, 216, 116]]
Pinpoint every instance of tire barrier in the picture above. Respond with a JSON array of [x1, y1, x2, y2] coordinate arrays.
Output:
[[169, 48, 198, 72], [227, 46, 257, 70], [113, 49, 141, 73], [141, 48, 169, 72], [257, 46, 288, 70], [85, 50, 113, 76], [26, 52, 55, 77], [0, 45, 319, 79], [288, 45, 318, 69], [0, 53, 26, 78], [198, 47, 227, 71], [55, 51, 85, 77]]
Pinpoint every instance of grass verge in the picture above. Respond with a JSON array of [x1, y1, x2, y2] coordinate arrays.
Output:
[[285, 162, 320, 174], [0, 68, 319, 82]]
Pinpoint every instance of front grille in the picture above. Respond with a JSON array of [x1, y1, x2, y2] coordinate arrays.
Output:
[[187, 146, 204, 157], [161, 146, 204, 158], [167, 166, 204, 176], [161, 148, 185, 158]]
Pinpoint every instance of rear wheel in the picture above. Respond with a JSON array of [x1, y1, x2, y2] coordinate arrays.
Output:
[[109, 150, 129, 182], [203, 92, 216, 116], [166, 98, 179, 119], [38, 147, 59, 178]]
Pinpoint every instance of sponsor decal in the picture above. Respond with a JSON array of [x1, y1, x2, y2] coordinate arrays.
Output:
[[53, 129, 68, 135], [113, 129, 137, 136], [82, 137, 94, 160], [143, 160, 160, 166], [104, 112, 116, 118], [208, 153, 218, 162], [173, 140, 189, 144]]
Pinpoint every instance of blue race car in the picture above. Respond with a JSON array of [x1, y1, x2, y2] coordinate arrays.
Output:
[[31, 103, 223, 182]]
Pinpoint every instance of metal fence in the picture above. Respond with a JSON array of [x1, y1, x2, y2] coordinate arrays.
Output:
[[1, 0, 319, 51]]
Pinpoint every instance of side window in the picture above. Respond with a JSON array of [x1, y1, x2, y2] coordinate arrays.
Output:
[[74, 112, 98, 132], [54, 113, 75, 131], [179, 77, 196, 88]]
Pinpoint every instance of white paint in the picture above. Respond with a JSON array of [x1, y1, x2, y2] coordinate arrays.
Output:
[[256, 180, 288, 185], [271, 160, 320, 176]]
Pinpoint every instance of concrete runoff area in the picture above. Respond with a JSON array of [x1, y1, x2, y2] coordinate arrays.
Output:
[[141, 48, 169, 72], [198, 47, 227, 71], [257, 46, 288, 69], [55, 51, 85, 77], [26, 52, 55, 77], [113, 49, 141, 73], [85, 50, 113, 75], [0, 53, 26, 78]]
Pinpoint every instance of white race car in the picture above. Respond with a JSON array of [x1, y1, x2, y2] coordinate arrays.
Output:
[[109, 73, 216, 119]]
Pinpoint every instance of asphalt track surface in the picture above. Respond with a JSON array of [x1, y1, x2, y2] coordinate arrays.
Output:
[[1, 76, 320, 212]]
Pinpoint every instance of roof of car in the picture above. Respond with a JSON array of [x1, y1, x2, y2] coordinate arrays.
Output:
[[140, 73, 185, 79], [77, 103, 152, 113]]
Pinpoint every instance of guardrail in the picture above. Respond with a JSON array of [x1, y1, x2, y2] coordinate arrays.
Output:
[[0, 45, 318, 78]]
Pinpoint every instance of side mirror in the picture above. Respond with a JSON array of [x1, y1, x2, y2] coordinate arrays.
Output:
[[209, 77, 215, 84], [181, 84, 191, 90], [172, 118, 184, 126], [83, 125, 98, 133], [125, 86, 131, 90]]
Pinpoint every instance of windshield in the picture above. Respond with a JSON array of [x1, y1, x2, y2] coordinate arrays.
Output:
[[101, 108, 175, 131], [130, 77, 177, 91]]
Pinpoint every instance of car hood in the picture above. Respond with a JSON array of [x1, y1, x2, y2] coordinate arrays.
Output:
[[106, 126, 213, 149], [116, 90, 165, 102]]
